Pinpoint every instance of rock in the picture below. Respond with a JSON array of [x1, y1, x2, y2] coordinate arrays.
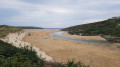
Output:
[[27, 33, 31, 36], [101, 35, 120, 42]]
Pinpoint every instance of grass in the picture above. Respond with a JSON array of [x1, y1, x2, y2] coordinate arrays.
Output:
[[0, 40, 44, 67], [0, 25, 22, 37]]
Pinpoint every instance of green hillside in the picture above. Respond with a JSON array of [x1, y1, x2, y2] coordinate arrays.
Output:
[[0, 25, 22, 37], [15, 26, 43, 29], [62, 18, 120, 37]]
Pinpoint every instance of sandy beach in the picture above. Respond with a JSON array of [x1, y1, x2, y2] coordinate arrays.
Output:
[[22, 29, 120, 67]]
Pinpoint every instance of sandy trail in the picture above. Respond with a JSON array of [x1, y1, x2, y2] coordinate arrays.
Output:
[[22, 29, 120, 67]]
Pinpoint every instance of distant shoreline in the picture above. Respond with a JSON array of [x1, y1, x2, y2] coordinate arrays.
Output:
[[23, 28, 61, 30], [14, 26, 43, 29]]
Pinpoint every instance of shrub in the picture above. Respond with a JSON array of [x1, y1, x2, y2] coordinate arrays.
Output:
[[0, 40, 44, 67]]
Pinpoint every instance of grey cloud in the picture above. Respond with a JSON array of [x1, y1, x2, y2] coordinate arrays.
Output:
[[0, 0, 120, 28]]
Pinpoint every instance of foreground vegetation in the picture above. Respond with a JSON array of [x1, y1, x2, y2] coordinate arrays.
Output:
[[62, 18, 120, 37], [0, 25, 22, 37], [0, 25, 88, 67], [0, 40, 44, 67]]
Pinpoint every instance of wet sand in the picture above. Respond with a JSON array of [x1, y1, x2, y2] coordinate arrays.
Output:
[[22, 29, 120, 67]]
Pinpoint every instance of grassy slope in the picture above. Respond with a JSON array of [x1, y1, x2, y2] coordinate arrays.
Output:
[[0, 25, 22, 37], [0, 40, 44, 67], [0, 25, 88, 67], [62, 19, 120, 37]]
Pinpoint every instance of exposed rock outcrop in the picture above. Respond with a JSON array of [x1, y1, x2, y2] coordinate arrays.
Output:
[[101, 35, 120, 42]]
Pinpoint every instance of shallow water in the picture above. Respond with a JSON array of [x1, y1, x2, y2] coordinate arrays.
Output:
[[50, 31, 112, 45]]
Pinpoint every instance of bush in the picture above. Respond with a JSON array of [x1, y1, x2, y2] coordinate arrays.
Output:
[[0, 40, 44, 67]]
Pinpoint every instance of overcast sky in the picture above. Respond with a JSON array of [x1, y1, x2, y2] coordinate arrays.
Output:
[[0, 0, 120, 28]]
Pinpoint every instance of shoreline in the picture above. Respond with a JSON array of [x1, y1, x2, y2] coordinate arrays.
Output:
[[0, 31, 53, 61], [62, 31, 106, 41]]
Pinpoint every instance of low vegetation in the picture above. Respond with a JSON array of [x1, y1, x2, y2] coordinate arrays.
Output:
[[0, 25, 22, 37], [62, 18, 120, 37], [0, 40, 45, 67]]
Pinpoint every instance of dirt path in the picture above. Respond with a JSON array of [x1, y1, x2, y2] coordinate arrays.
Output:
[[22, 29, 120, 67]]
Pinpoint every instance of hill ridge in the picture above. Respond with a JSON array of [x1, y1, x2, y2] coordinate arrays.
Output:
[[62, 17, 120, 42]]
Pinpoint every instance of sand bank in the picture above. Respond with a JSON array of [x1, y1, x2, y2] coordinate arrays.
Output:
[[22, 29, 120, 67], [0, 31, 53, 61], [63, 32, 106, 41]]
